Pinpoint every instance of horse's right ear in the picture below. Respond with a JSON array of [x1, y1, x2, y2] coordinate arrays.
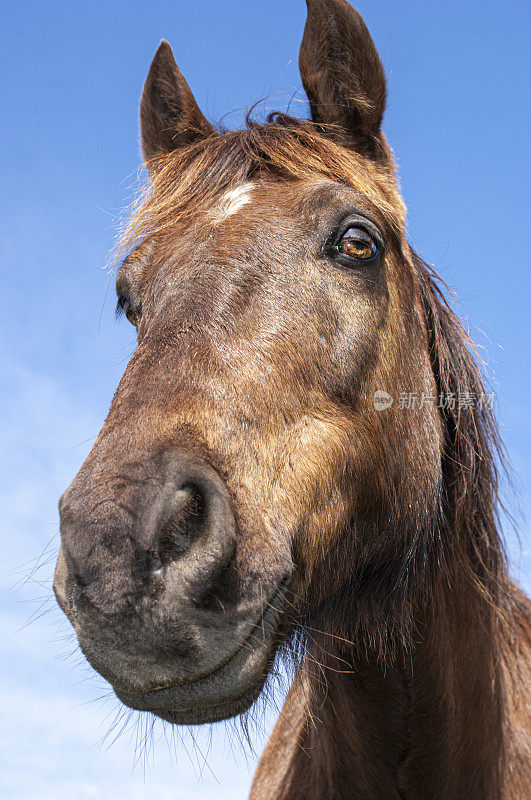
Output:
[[140, 41, 215, 163]]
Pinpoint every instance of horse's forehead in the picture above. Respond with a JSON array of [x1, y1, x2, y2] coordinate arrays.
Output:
[[206, 178, 375, 225], [207, 179, 296, 225], [211, 183, 255, 223], [135, 178, 397, 285]]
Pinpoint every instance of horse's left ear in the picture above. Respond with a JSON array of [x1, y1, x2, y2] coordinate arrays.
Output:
[[140, 40, 215, 163], [299, 0, 387, 157]]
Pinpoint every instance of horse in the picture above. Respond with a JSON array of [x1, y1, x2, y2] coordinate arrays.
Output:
[[53, 1, 531, 797]]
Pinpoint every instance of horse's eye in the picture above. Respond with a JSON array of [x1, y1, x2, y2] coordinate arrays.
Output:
[[337, 227, 378, 260], [116, 296, 140, 327]]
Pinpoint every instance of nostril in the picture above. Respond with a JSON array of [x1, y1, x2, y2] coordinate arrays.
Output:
[[57, 452, 237, 618], [153, 484, 207, 567], [69, 579, 87, 612], [54, 545, 86, 614]]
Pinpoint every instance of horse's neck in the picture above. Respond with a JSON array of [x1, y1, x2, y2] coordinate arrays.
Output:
[[251, 581, 529, 800]]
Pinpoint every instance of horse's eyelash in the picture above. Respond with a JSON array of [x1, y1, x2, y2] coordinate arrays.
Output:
[[115, 299, 125, 320]]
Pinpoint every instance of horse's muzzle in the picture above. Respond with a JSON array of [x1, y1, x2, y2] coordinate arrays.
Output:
[[54, 449, 289, 722]]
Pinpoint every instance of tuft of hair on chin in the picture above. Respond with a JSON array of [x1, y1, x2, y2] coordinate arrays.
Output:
[[231, 635, 302, 753]]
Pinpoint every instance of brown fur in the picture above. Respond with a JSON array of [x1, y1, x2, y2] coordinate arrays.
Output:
[[54, 2, 530, 798]]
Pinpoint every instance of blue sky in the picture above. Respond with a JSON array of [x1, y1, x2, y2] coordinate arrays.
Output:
[[1, 1, 530, 797]]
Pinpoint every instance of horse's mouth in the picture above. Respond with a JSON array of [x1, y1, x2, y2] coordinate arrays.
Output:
[[114, 582, 287, 724]]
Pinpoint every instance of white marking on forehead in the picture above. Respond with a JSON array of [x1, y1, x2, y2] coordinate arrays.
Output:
[[212, 182, 254, 223]]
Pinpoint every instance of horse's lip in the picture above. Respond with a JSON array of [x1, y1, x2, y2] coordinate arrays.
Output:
[[113, 580, 288, 714]]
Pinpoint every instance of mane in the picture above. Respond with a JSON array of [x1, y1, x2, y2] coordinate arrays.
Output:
[[416, 255, 509, 601], [117, 112, 405, 260]]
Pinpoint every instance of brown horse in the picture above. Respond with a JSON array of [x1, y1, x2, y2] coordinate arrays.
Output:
[[54, 1, 531, 797]]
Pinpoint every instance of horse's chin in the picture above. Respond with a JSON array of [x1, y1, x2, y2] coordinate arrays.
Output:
[[122, 675, 267, 726], [113, 582, 286, 725]]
